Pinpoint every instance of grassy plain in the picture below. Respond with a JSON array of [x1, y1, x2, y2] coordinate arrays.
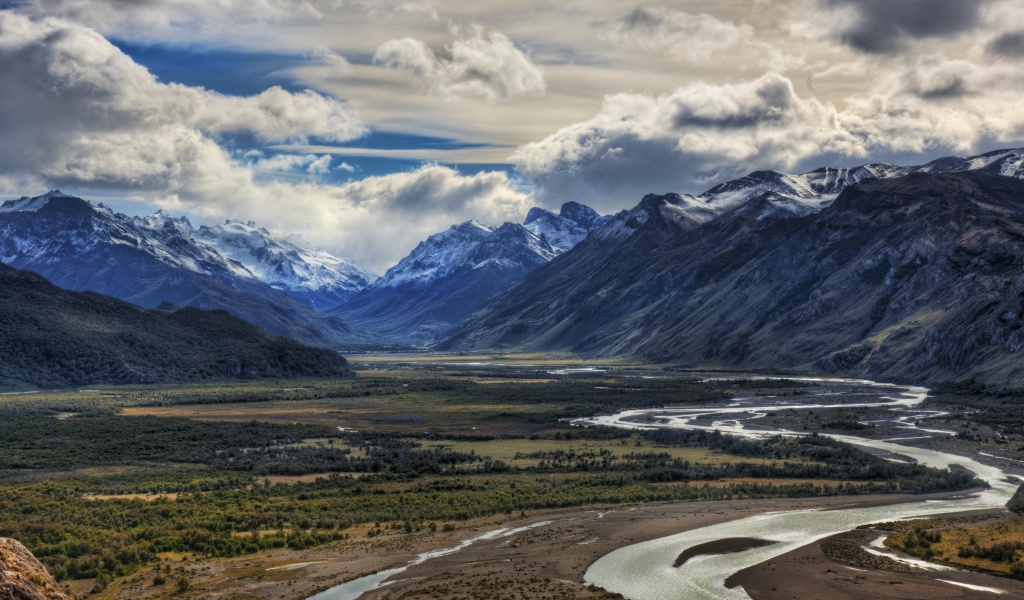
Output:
[[0, 365, 984, 598]]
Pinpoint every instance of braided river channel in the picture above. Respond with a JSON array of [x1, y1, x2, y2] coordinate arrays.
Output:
[[578, 379, 1021, 599], [309, 377, 1022, 600]]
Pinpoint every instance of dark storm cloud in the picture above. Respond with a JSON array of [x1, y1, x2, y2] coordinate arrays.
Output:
[[824, 0, 989, 53], [617, 6, 665, 32], [988, 31, 1024, 57]]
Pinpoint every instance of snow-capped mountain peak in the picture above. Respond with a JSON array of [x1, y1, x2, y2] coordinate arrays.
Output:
[[0, 190, 73, 213], [135, 210, 195, 236], [0, 191, 377, 311], [374, 220, 497, 288], [194, 220, 377, 310], [333, 219, 566, 343], [700, 170, 818, 209], [522, 201, 609, 252], [581, 147, 1024, 250], [558, 201, 604, 230]]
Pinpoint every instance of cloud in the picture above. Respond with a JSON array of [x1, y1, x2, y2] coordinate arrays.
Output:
[[516, 57, 1024, 209], [306, 155, 332, 175], [0, 11, 365, 182], [308, 44, 351, 72], [374, 25, 545, 102], [602, 6, 777, 66], [0, 11, 365, 181], [988, 31, 1024, 57], [838, 57, 1024, 154], [821, 0, 991, 53], [897, 58, 980, 99], [153, 164, 532, 273], [513, 72, 854, 209], [0, 173, 44, 198], [247, 153, 334, 176], [0, 12, 529, 272], [18, 0, 439, 43]]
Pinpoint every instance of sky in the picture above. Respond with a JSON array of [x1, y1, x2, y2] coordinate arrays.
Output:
[[2, 0, 1024, 273]]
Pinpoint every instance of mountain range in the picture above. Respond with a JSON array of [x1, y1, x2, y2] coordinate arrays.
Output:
[[0, 192, 370, 347], [328, 201, 608, 343], [6, 147, 1024, 385], [0, 192, 605, 348], [439, 148, 1024, 385]]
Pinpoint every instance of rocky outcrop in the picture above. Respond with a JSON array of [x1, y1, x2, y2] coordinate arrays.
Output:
[[0, 538, 68, 600]]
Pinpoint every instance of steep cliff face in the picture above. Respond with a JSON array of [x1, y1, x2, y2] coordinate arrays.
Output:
[[0, 538, 68, 600]]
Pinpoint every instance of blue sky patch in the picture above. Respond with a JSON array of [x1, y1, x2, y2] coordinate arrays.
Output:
[[112, 40, 307, 96]]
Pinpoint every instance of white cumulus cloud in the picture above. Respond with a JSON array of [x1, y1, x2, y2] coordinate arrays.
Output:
[[839, 57, 1024, 155], [0, 11, 365, 183], [17, 0, 439, 44], [514, 72, 854, 208], [308, 44, 352, 73], [154, 164, 533, 273], [247, 153, 335, 176], [0, 12, 530, 272], [374, 25, 545, 102]]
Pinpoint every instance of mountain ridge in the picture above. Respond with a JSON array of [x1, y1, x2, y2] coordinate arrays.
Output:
[[0, 263, 354, 389], [438, 150, 1024, 386], [328, 201, 609, 343], [0, 193, 367, 347]]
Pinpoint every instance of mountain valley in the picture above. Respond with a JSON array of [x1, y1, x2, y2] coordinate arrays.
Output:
[[6, 149, 1024, 386]]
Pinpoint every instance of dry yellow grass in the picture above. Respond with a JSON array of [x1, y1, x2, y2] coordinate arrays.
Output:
[[921, 515, 1024, 574], [348, 352, 635, 365], [120, 398, 572, 435], [471, 378, 554, 384], [75, 465, 133, 476]]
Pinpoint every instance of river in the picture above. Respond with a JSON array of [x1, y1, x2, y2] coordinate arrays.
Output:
[[579, 381, 1021, 600], [305, 521, 553, 600], [308, 378, 1020, 600]]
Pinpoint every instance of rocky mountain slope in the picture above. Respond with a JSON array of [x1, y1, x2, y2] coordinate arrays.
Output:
[[523, 201, 611, 252], [193, 219, 376, 310], [0, 193, 365, 347], [440, 150, 1024, 385], [0, 538, 68, 600], [0, 263, 353, 389], [600, 147, 1024, 228], [330, 202, 607, 343]]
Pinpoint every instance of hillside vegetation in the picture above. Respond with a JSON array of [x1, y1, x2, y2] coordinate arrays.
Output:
[[0, 264, 353, 388]]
